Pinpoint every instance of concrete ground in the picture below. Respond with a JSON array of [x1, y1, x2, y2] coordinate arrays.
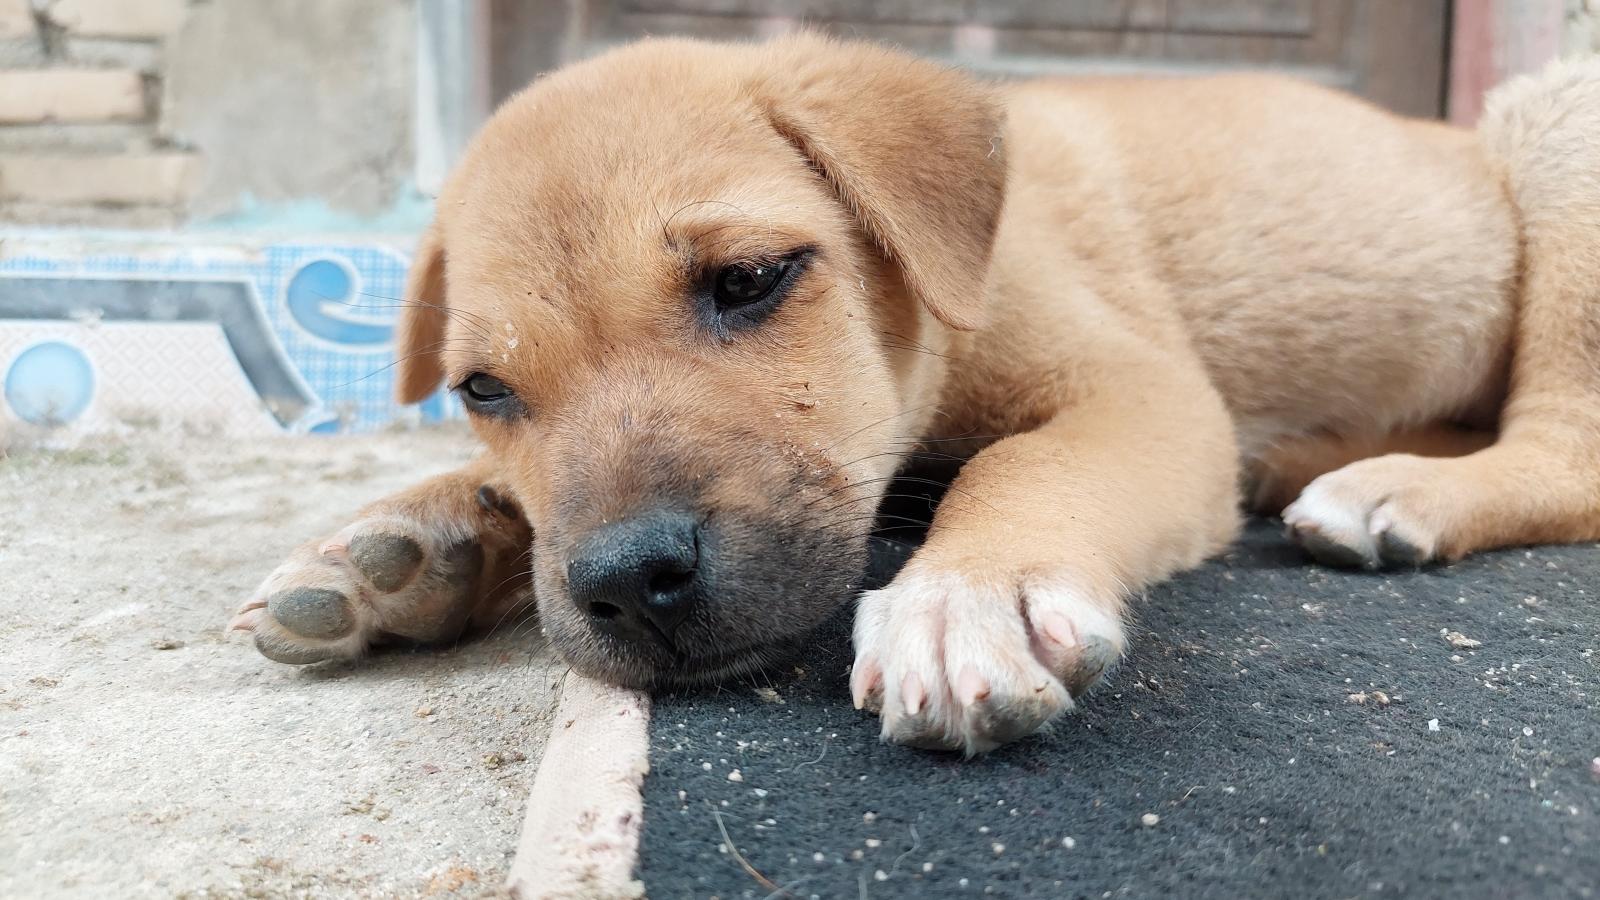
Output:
[[0, 425, 564, 899]]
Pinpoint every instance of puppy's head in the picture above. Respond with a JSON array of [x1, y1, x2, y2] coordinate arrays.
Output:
[[395, 34, 1006, 687]]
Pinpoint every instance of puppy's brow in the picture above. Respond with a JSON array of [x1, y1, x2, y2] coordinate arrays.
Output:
[[667, 212, 813, 270]]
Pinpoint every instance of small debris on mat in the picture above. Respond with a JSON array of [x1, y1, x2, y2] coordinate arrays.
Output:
[[1061, 837, 1077, 849], [752, 687, 784, 704], [727, 769, 743, 782], [150, 638, 183, 650], [1428, 719, 1441, 732], [414, 705, 434, 718], [1347, 690, 1391, 706], [1141, 813, 1161, 827], [1590, 757, 1600, 780], [1443, 630, 1482, 649]]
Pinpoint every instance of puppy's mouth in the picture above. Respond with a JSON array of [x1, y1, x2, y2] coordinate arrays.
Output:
[[553, 565, 863, 690], [544, 532, 932, 691], [537, 462, 956, 691]]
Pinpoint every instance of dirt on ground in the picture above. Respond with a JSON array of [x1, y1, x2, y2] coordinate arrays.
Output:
[[0, 424, 564, 899]]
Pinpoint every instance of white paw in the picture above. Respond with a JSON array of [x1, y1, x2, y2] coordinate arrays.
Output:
[[851, 565, 1127, 755], [1283, 455, 1442, 569]]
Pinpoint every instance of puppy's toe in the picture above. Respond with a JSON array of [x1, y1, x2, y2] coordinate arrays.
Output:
[[1023, 583, 1127, 699]]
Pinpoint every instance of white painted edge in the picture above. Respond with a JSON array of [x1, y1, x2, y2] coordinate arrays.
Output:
[[506, 675, 651, 900]]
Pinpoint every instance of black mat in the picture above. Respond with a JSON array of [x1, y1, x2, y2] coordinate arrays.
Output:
[[637, 523, 1600, 899]]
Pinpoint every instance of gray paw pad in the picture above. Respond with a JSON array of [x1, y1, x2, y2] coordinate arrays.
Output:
[[267, 587, 353, 639], [254, 633, 339, 665], [1378, 530, 1428, 567], [1296, 529, 1372, 570], [349, 533, 425, 592], [1062, 636, 1118, 698]]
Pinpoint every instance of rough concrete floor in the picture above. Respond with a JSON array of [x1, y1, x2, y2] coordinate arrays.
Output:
[[0, 426, 563, 899]]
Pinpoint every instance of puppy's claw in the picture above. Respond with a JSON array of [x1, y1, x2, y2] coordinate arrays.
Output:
[[955, 665, 990, 706], [1036, 610, 1079, 648], [902, 672, 925, 717], [227, 601, 266, 633], [850, 657, 881, 710]]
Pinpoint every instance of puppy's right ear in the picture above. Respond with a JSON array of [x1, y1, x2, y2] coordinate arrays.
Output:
[[394, 224, 448, 404], [751, 34, 1006, 332]]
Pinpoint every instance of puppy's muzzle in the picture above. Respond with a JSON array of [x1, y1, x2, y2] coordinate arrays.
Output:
[[566, 507, 703, 650]]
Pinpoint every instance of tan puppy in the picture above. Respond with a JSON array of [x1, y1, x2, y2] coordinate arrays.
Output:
[[231, 35, 1600, 754]]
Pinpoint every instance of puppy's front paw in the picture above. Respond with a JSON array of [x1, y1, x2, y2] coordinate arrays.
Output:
[[851, 565, 1126, 755], [230, 487, 532, 665]]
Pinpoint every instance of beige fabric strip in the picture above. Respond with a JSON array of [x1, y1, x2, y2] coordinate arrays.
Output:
[[506, 676, 651, 899]]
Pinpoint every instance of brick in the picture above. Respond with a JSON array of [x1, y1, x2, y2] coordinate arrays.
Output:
[[0, 70, 146, 123], [0, 0, 33, 39], [46, 0, 187, 39], [0, 152, 198, 205]]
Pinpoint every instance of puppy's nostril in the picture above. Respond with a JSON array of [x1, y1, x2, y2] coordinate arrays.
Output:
[[648, 568, 694, 597], [587, 601, 622, 621]]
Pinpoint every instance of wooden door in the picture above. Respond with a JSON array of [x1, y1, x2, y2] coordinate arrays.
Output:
[[489, 0, 1451, 118]]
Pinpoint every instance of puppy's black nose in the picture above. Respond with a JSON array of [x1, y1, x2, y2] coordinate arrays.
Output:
[[568, 508, 701, 646]]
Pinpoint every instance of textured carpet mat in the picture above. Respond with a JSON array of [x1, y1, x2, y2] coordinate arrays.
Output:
[[638, 523, 1600, 899]]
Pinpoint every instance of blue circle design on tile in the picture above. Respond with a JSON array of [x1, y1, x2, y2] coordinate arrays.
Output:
[[5, 341, 95, 425], [286, 258, 392, 346]]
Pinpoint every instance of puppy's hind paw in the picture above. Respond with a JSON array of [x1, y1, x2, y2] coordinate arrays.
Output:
[[1283, 454, 1450, 570], [231, 487, 533, 666]]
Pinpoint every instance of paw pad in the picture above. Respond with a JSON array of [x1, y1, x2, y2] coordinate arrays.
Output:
[[266, 587, 353, 639], [1060, 635, 1118, 698], [348, 533, 424, 592]]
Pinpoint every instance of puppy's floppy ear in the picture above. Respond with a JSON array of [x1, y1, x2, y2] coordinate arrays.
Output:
[[394, 224, 448, 404], [752, 34, 1006, 331]]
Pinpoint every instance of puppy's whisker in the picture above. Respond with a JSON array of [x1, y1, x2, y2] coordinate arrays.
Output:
[[879, 340, 963, 363], [820, 402, 946, 458], [331, 339, 483, 389], [479, 574, 540, 642], [357, 290, 498, 341]]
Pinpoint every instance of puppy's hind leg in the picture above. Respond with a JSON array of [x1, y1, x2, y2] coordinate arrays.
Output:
[[1285, 59, 1600, 567], [230, 456, 536, 664]]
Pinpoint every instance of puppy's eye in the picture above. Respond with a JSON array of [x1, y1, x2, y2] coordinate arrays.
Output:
[[455, 372, 525, 418], [714, 261, 787, 308], [463, 373, 511, 402]]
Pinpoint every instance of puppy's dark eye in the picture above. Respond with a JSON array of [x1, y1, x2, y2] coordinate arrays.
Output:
[[463, 373, 511, 402], [714, 261, 787, 308], [455, 372, 525, 418]]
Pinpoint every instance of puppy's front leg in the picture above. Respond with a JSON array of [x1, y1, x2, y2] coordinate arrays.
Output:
[[854, 341, 1241, 754], [230, 457, 534, 665]]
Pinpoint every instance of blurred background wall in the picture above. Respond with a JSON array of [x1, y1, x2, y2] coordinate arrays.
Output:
[[0, 1, 1594, 437], [0, 0, 1595, 231]]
